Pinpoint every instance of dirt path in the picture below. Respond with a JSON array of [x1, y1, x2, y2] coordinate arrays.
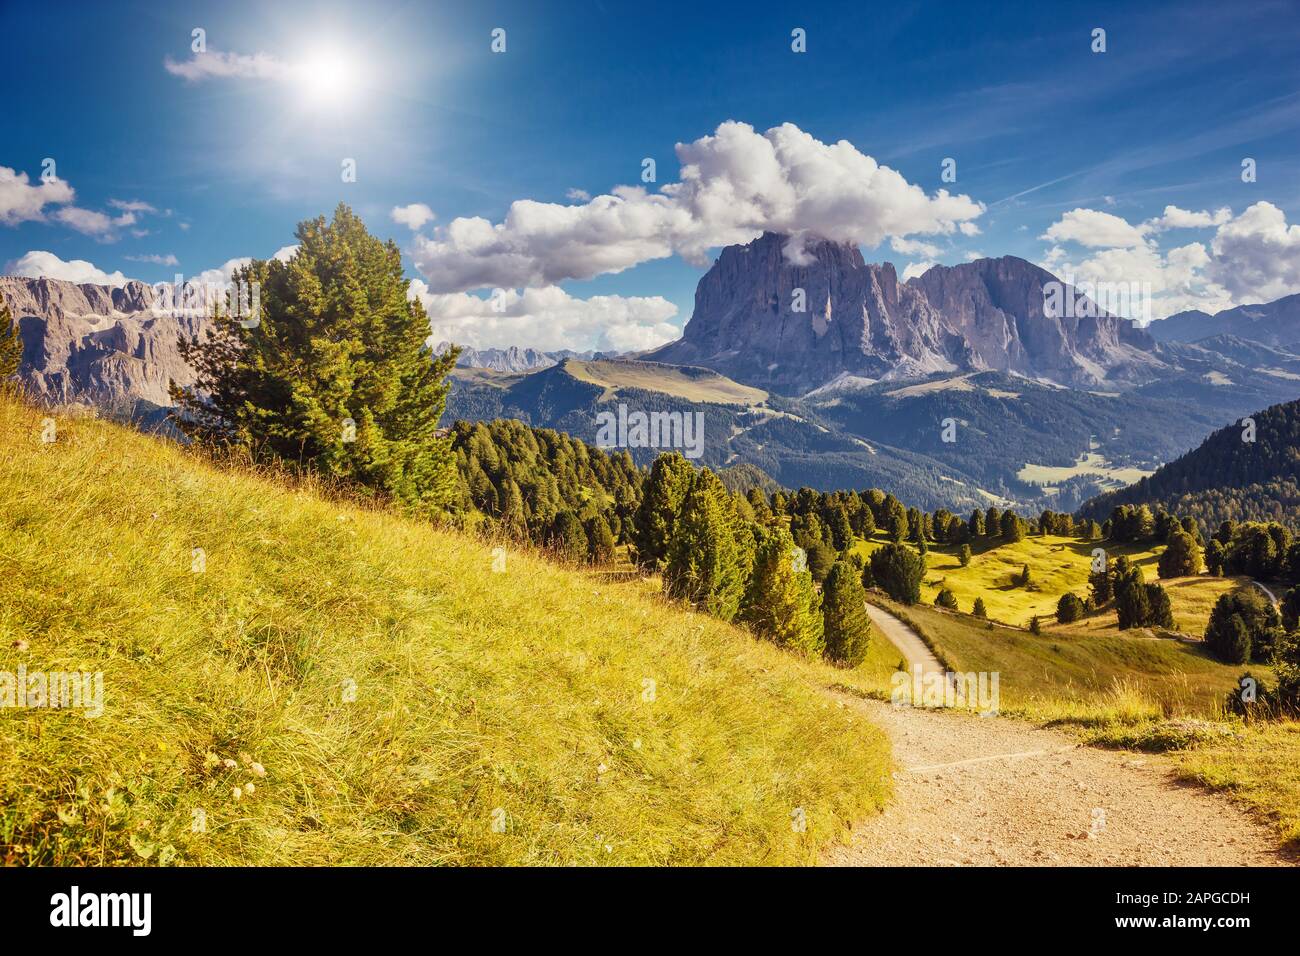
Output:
[[829, 606, 1291, 867]]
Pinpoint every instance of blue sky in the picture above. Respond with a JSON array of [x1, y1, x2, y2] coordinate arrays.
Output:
[[4, 0, 1300, 350]]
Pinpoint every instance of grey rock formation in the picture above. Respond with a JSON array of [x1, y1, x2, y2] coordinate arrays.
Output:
[[0, 276, 208, 410], [648, 232, 1167, 393]]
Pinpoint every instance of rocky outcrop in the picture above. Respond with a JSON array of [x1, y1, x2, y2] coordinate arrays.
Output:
[[647, 233, 1168, 394], [0, 276, 208, 409]]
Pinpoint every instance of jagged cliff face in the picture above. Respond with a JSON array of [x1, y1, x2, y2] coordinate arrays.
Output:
[[648, 233, 1166, 393], [909, 255, 1164, 387], [0, 276, 209, 409]]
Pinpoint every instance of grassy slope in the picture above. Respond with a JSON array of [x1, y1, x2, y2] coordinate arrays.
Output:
[[853, 531, 1240, 630], [0, 396, 888, 866], [564, 359, 769, 406]]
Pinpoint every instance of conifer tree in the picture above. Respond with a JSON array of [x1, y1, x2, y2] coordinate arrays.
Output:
[[1157, 530, 1203, 578], [585, 513, 617, 565], [663, 469, 753, 622], [631, 452, 694, 569], [868, 542, 926, 604], [972, 596, 988, 618], [740, 526, 824, 656], [821, 560, 872, 667], [0, 303, 21, 385], [172, 204, 458, 512]]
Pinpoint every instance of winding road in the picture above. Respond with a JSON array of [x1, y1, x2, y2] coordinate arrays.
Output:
[[827, 603, 1290, 867]]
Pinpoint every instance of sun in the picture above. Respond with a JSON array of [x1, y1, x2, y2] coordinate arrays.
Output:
[[293, 47, 362, 109]]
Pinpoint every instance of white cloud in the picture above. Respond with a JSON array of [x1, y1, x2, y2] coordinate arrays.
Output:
[[126, 253, 180, 267], [1041, 208, 1149, 248], [565, 188, 591, 201], [1207, 201, 1300, 303], [900, 261, 936, 282], [191, 245, 299, 287], [0, 166, 75, 226], [890, 237, 941, 259], [109, 199, 158, 215], [164, 50, 292, 83], [390, 203, 435, 231], [1147, 205, 1231, 232], [409, 281, 680, 353], [4, 250, 130, 287], [1039, 201, 1300, 318], [412, 120, 984, 292]]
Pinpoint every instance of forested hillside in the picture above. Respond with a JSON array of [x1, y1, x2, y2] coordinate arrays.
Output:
[[1079, 398, 1300, 530]]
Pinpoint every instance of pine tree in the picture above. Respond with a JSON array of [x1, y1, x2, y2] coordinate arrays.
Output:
[[1145, 582, 1175, 629], [663, 469, 753, 622], [1056, 592, 1085, 623], [935, 588, 958, 609], [958, 543, 972, 567], [172, 204, 458, 512], [740, 526, 824, 656], [549, 511, 589, 563], [868, 543, 926, 605], [631, 452, 694, 569], [0, 302, 21, 385], [585, 513, 616, 565], [1157, 530, 1203, 578], [972, 596, 988, 618], [821, 561, 872, 667]]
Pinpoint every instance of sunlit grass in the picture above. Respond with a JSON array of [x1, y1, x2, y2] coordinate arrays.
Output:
[[0, 395, 889, 866]]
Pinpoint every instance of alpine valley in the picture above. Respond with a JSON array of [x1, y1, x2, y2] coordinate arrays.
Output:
[[5, 230, 1299, 511]]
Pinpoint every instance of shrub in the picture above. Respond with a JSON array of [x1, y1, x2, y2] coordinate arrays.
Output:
[[935, 588, 958, 610], [1056, 592, 1085, 624], [1205, 587, 1281, 664]]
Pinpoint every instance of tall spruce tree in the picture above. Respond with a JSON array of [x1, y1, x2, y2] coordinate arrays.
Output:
[[663, 469, 752, 622], [821, 560, 872, 666], [631, 452, 695, 569], [740, 526, 824, 656], [171, 205, 457, 512]]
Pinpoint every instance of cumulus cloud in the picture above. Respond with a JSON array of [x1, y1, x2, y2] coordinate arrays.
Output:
[[1041, 208, 1149, 249], [891, 237, 941, 259], [126, 253, 180, 267], [191, 245, 299, 287], [1207, 201, 1300, 303], [409, 280, 680, 353], [390, 203, 435, 231], [565, 188, 591, 202], [5, 250, 130, 286], [411, 120, 984, 292], [0, 166, 75, 226], [900, 261, 937, 281], [1037, 201, 1300, 319], [164, 50, 292, 83]]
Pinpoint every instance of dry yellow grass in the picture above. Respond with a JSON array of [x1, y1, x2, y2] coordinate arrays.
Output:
[[0, 394, 888, 866]]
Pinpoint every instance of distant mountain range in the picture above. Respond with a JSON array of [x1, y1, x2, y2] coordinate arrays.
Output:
[[434, 342, 627, 373], [5, 231, 1300, 512], [1147, 294, 1300, 350]]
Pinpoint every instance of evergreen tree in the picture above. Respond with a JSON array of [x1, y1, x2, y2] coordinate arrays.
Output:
[[1205, 587, 1282, 664], [0, 303, 21, 384], [1056, 592, 1085, 623], [741, 526, 824, 656], [1114, 564, 1150, 629], [1157, 530, 1203, 578], [969, 509, 985, 536], [1029, 615, 1042, 635], [1001, 510, 1025, 542], [585, 513, 616, 565], [1145, 582, 1175, 629], [1281, 585, 1300, 632], [883, 496, 909, 542], [935, 588, 958, 610], [805, 540, 836, 584], [549, 511, 589, 563], [958, 544, 972, 567], [1016, 563, 1031, 587], [972, 596, 988, 619], [1205, 538, 1225, 576], [868, 543, 926, 605], [630, 452, 694, 569], [663, 469, 752, 622], [172, 204, 458, 512], [821, 561, 872, 667]]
